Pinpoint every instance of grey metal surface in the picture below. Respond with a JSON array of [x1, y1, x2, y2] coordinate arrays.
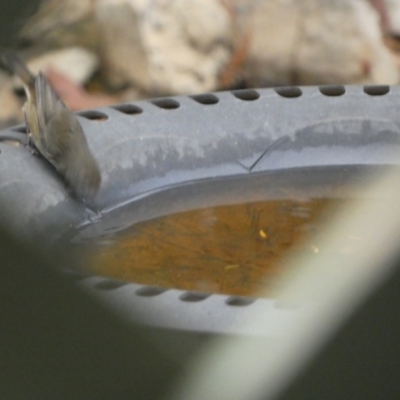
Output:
[[1, 85, 400, 236], [1, 84, 400, 334]]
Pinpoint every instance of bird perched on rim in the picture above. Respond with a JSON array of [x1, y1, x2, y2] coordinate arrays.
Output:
[[2, 51, 101, 203]]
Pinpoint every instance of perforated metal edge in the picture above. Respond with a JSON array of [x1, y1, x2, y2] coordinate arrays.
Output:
[[1, 85, 400, 233], [1, 84, 400, 334], [64, 272, 297, 335]]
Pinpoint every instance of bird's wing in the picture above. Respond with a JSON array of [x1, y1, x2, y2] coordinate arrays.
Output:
[[35, 72, 66, 155]]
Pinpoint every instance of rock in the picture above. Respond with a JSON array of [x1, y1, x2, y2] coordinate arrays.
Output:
[[383, 0, 400, 34], [238, 0, 301, 86], [26, 47, 99, 85], [236, 0, 399, 86], [19, 0, 98, 49], [7, 0, 400, 104], [97, 0, 236, 94], [351, 0, 398, 84], [95, 0, 150, 90]]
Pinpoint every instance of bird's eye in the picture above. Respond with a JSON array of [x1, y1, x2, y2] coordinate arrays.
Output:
[[13, 86, 26, 99]]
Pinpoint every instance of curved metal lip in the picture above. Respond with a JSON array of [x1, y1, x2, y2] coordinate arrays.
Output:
[[1, 84, 400, 335], [66, 272, 298, 336]]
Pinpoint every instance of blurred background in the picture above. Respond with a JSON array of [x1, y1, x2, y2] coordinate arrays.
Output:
[[2, 0, 400, 127], [2, 1, 400, 399]]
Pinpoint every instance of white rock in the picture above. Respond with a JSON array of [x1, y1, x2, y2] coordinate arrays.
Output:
[[240, 0, 399, 86], [26, 47, 99, 85], [142, 0, 234, 94], [385, 0, 400, 34], [96, 0, 150, 90], [97, 0, 235, 94]]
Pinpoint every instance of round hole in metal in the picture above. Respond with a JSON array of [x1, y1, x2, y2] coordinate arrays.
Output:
[[12, 85, 26, 98], [275, 87, 303, 98], [190, 93, 219, 105], [225, 296, 255, 306], [78, 110, 109, 121], [363, 85, 390, 96], [94, 279, 127, 290], [180, 292, 210, 302], [12, 125, 27, 134], [319, 85, 346, 96], [231, 89, 260, 101], [135, 286, 167, 297], [62, 270, 92, 282], [112, 103, 143, 115], [151, 98, 180, 109]]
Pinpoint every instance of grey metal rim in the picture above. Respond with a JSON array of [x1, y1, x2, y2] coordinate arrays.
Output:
[[1, 84, 399, 334]]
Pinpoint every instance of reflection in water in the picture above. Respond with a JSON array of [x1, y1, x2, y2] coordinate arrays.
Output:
[[81, 198, 345, 297]]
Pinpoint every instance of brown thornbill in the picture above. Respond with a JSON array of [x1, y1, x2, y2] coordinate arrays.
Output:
[[2, 51, 101, 202]]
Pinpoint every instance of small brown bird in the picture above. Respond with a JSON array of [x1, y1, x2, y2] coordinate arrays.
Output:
[[2, 51, 101, 202]]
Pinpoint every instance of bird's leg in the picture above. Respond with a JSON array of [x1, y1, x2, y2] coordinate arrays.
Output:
[[25, 133, 39, 155], [22, 110, 39, 155]]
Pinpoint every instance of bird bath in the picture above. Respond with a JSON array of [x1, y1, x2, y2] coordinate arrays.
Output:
[[1, 85, 400, 334]]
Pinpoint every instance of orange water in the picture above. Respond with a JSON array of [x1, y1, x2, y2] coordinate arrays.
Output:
[[84, 198, 342, 297]]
